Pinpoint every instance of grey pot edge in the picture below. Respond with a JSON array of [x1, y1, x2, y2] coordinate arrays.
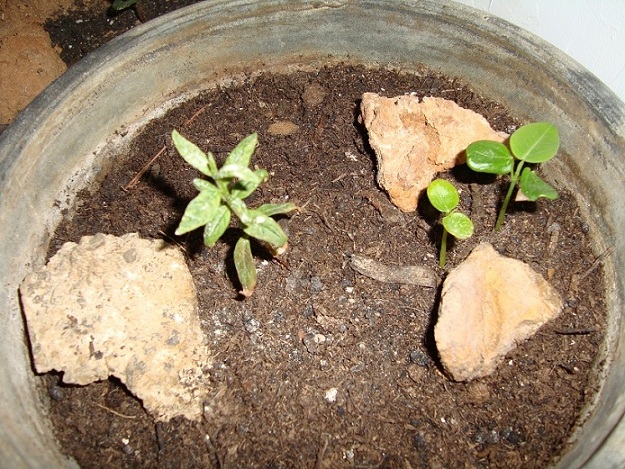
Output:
[[1, 1, 624, 467]]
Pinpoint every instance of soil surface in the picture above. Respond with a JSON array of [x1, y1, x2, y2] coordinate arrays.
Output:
[[0, 0, 204, 125], [43, 63, 608, 468]]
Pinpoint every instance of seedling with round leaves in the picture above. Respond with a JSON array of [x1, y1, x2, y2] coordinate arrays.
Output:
[[426, 179, 474, 267], [172, 130, 297, 297], [466, 122, 560, 230]]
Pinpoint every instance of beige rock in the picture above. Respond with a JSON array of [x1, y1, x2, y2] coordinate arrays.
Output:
[[360, 93, 508, 212], [268, 120, 299, 136], [20, 233, 210, 422], [435, 243, 562, 381]]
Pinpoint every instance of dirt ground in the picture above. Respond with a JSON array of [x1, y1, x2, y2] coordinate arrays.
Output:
[[0, 0, 203, 126], [46, 62, 607, 467]]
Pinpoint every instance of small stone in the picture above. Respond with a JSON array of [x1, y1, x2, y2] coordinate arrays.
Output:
[[302, 83, 327, 107], [267, 120, 299, 136], [244, 317, 260, 333], [324, 387, 338, 403], [360, 93, 507, 212], [435, 243, 562, 381]]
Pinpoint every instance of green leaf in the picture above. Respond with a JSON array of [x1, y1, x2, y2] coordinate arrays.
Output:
[[224, 133, 258, 168], [202, 205, 231, 247], [234, 236, 257, 297], [175, 190, 221, 235], [256, 203, 298, 217], [510, 122, 560, 163], [112, 0, 137, 10], [231, 169, 269, 199], [243, 211, 288, 249], [172, 130, 217, 176], [216, 164, 261, 183], [426, 179, 459, 213], [442, 212, 474, 240], [466, 140, 514, 174], [192, 178, 220, 194], [226, 197, 253, 225], [519, 167, 559, 201]]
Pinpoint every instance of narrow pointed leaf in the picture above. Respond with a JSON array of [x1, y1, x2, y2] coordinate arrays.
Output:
[[427, 179, 459, 213], [202, 205, 231, 247], [234, 236, 256, 297], [172, 130, 217, 176], [192, 178, 220, 194], [175, 190, 221, 235], [226, 196, 253, 225], [243, 212, 288, 249], [442, 212, 474, 240], [224, 133, 258, 168], [256, 202, 298, 217], [231, 169, 269, 199], [519, 167, 559, 201], [510, 122, 560, 163], [216, 164, 261, 183], [466, 140, 514, 174]]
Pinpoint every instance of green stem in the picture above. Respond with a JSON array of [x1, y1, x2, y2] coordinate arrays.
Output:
[[495, 162, 525, 231], [439, 228, 448, 267]]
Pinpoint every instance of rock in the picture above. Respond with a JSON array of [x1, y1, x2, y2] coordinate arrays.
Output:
[[267, 120, 299, 136], [434, 243, 562, 381], [20, 233, 210, 422], [360, 93, 508, 212]]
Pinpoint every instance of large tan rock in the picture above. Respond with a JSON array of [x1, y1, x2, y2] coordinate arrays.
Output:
[[360, 93, 507, 212], [435, 243, 562, 381], [20, 233, 210, 422]]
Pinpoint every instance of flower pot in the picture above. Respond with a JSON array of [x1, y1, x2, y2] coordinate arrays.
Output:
[[0, 1, 623, 466]]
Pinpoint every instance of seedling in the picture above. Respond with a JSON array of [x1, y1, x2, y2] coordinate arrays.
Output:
[[172, 130, 297, 297], [465, 122, 560, 230], [426, 179, 474, 267]]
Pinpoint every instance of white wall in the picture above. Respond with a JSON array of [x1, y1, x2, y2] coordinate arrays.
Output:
[[455, 0, 625, 104]]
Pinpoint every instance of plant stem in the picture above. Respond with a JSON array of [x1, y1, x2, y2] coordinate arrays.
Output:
[[495, 162, 525, 231], [439, 228, 448, 267]]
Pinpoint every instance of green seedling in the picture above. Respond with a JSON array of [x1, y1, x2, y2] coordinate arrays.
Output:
[[426, 179, 474, 267], [172, 130, 297, 297], [465, 122, 560, 230]]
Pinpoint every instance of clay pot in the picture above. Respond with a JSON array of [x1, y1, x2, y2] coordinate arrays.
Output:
[[1, 1, 623, 466]]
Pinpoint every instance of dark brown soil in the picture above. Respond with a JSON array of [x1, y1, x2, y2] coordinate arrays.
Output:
[[42, 64, 607, 468], [45, 0, 205, 66]]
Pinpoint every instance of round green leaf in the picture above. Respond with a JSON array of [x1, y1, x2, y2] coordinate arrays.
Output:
[[519, 167, 559, 201], [234, 236, 256, 297], [509, 122, 560, 163], [442, 212, 474, 240], [466, 140, 514, 174], [426, 179, 459, 213]]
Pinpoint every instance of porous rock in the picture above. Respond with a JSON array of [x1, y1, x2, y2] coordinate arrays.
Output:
[[20, 233, 210, 421], [435, 243, 562, 381], [360, 93, 508, 212]]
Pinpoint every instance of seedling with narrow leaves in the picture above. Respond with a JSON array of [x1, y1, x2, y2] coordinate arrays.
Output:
[[465, 122, 560, 230], [172, 130, 297, 297], [426, 179, 474, 267]]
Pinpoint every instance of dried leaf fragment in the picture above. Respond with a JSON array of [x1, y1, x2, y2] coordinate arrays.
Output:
[[349, 254, 438, 287]]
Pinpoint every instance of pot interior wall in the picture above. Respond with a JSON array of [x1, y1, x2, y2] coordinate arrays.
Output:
[[0, 1, 623, 467]]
